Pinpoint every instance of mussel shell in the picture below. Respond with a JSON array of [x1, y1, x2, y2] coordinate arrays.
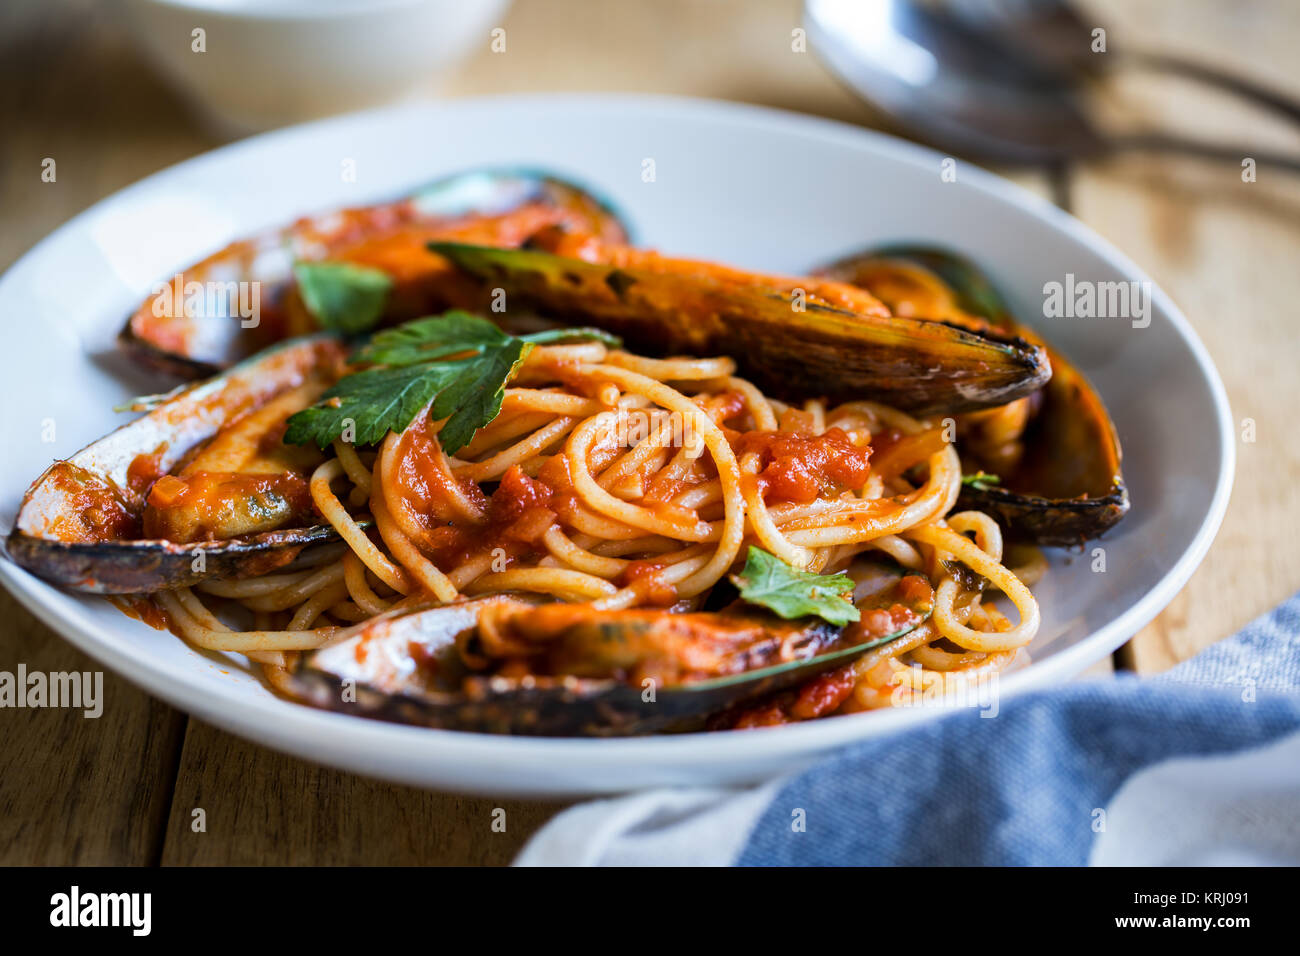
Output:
[[954, 375, 1128, 544], [409, 169, 629, 241], [819, 245, 1129, 545], [288, 580, 931, 736], [6, 524, 344, 595], [428, 241, 1051, 416], [824, 246, 1014, 331], [8, 335, 347, 594], [118, 169, 632, 377], [292, 662, 852, 737]]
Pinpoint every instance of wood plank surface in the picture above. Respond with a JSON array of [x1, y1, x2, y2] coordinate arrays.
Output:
[[0, 0, 211, 868], [0, 592, 187, 864], [1073, 0, 1300, 669], [159, 720, 564, 866]]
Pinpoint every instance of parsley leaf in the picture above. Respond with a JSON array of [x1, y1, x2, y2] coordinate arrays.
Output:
[[283, 363, 450, 448], [294, 261, 393, 334], [520, 327, 623, 348], [283, 312, 619, 454], [352, 315, 622, 369], [730, 546, 860, 626], [351, 311, 518, 367], [961, 471, 1002, 491], [430, 335, 532, 453]]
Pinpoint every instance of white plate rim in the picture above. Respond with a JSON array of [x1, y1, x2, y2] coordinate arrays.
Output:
[[0, 93, 1235, 793]]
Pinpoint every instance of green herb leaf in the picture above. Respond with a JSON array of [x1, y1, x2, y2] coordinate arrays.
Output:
[[283, 363, 452, 448], [521, 327, 622, 348], [961, 471, 1002, 491], [283, 313, 618, 454], [429, 335, 533, 453], [294, 261, 393, 334], [351, 310, 517, 367], [730, 546, 860, 626]]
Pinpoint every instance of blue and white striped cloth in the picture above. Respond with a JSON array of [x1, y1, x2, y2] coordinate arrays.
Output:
[[516, 592, 1300, 866]]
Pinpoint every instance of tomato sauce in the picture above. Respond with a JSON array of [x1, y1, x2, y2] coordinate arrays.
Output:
[[109, 595, 171, 631], [390, 417, 491, 531], [733, 427, 872, 504], [721, 660, 860, 729], [618, 560, 679, 607], [126, 445, 170, 500], [790, 663, 860, 721], [480, 465, 557, 551], [845, 575, 933, 647], [418, 464, 559, 570], [697, 389, 747, 424], [41, 462, 141, 543]]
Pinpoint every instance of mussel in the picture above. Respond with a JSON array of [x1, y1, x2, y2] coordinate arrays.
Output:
[[119, 169, 631, 378], [8, 335, 348, 593], [427, 239, 1051, 416], [287, 571, 932, 735], [817, 246, 1129, 544]]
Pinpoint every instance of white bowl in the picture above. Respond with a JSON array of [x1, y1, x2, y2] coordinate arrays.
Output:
[[122, 0, 512, 133], [0, 95, 1232, 796]]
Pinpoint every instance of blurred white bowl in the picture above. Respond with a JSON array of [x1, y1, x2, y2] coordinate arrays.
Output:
[[122, 0, 512, 133]]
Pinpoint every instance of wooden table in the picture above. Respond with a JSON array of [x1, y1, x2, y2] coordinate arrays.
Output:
[[2, 0, 1297, 865]]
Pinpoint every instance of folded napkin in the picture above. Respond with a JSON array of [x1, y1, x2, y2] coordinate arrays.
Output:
[[515, 591, 1300, 866]]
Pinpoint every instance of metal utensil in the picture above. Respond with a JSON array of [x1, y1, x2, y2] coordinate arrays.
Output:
[[804, 0, 1300, 170], [933, 0, 1300, 127]]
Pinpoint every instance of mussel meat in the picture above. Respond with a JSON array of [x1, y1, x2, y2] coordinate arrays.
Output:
[[288, 572, 933, 735], [8, 335, 348, 593], [817, 246, 1129, 545], [427, 239, 1051, 416], [119, 169, 631, 377]]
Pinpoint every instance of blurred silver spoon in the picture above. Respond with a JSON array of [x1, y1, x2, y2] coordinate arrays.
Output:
[[931, 0, 1300, 126], [804, 0, 1300, 170]]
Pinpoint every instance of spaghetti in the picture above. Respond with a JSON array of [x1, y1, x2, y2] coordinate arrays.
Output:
[[151, 338, 1042, 723]]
